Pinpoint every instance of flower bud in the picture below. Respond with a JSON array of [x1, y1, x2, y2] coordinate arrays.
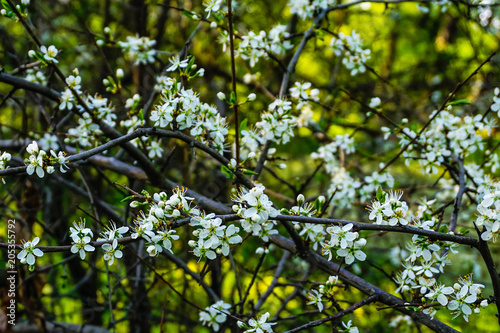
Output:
[[210, 21, 217, 28], [104, 26, 110, 34], [188, 240, 196, 247], [28, 50, 36, 58], [217, 92, 226, 101], [318, 195, 326, 204], [96, 39, 104, 46], [116, 68, 124, 79], [297, 194, 305, 206], [247, 93, 256, 101]]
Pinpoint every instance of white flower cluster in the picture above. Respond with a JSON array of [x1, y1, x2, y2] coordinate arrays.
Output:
[[423, 275, 486, 321], [289, 81, 320, 110], [203, 0, 223, 18], [389, 200, 454, 300], [445, 275, 486, 321], [368, 190, 409, 226], [132, 188, 201, 256], [0, 150, 11, 183], [17, 237, 44, 271], [66, 112, 103, 147], [416, 0, 451, 14], [360, 172, 394, 201], [475, 1, 500, 29], [331, 31, 371, 76], [97, 222, 128, 264], [25, 68, 47, 86], [232, 184, 279, 241], [475, 178, 500, 242], [399, 107, 492, 175], [491, 87, 500, 113], [322, 224, 367, 264], [81, 94, 117, 126], [199, 300, 231, 331], [150, 79, 228, 153], [66, 93, 119, 147], [121, 115, 145, 135], [311, 134, 355, 174], [383, 199, 485, 322], [29, 45, 59, 64], [288, 194, 318, 217], [25, 141, 69, 178], [154, 75, 175, 92], [118, 35, 157, 65], [339, 320, 359, 333], [39, 133, 59, 151], [236, 25, 293, 67], [255, 98, 297, 144], [238, 312, 276, 333], [286, 195, 326, 250], [312, 136, 393, 209], [189, 213, 242, 260], [287, 0, 336, 20], [59, 74, 82, 111], [69, 219, 95, 260], [237, 99, 296, 161], [306, 275, 338, 312]]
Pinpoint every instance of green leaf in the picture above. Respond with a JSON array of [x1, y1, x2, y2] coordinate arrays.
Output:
[[314, 198, 323, 212], [1, 0, 12, 11], [239, 118, 248, 138], [221, 165, 234, 179], [120, 195, 134, 202], [242, 169, 258, 175], [448, 99, 470, 106], [139, 109, 144, 122], [229, 91, 236, 104], [181, 10, 193, 19], [438, 225, 449, 233], [376, 186, 385, 203], [315, 29, 325, 41]]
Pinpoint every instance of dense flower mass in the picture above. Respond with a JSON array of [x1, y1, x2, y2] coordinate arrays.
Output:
[[5, 0, 500, 330], [331, 31, 371, 76], [149, 74, 228, 153], [287, 0, 336, 20], [118, 35, 157, 65], [236, 26, 293, 67], [232, 184, 279, 241]]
